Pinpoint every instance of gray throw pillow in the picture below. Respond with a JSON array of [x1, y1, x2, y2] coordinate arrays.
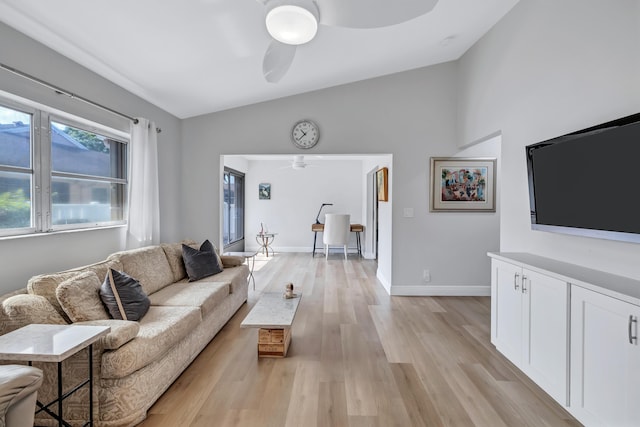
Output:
[[182, 240, 222, 282], [100, 269, 150, 321]]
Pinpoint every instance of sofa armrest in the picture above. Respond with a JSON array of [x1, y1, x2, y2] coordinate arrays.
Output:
[[0, 365, 43, 427], [220, 255, 244, 268], [74, 320, 140, 350]]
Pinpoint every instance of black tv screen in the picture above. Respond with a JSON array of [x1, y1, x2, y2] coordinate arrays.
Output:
[[526, 112, 640, 243]]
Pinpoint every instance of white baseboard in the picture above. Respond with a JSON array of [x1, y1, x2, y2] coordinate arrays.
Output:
[[390, 285, 491, 296], [376, 271, 392, 294]]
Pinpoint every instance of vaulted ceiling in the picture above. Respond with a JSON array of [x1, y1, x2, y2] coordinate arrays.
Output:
[[0, 0, 519, 119]]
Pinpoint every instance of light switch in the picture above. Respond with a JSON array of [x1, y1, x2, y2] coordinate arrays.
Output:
[[403, 208, 414, 218]]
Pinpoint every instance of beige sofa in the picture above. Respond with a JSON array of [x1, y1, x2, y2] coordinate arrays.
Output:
[[0, 241, 249, 427]]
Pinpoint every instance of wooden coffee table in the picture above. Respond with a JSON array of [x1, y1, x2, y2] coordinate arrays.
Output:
[[240, 292, 301, 357]]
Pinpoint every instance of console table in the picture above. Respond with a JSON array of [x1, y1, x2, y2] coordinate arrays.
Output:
[[311, 223, 363, 257], [0, 324, 110, 426]]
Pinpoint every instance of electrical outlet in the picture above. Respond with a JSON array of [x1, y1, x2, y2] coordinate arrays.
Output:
[[423, 269, 431, 283]]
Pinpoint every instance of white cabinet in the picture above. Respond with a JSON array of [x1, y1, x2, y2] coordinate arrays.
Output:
[[491, 259, 524, 363], [489, 252, 640, 427], [570, 285, 640, 427], [491, 258, 569, 405]]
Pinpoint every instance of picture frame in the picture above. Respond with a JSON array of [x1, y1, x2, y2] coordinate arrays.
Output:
[[377, 167, 388, 202], [258, 183, 271, 200], [430, 157, 496, 212]]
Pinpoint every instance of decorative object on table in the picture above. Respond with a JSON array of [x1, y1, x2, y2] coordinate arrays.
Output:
[[314, 203, 333, 224], [259, 183, 271, 200], [430, 157, 497, 212], [376, 167, 388, 202], [291, 119, 320, 149], [284, 282, 297, 299]]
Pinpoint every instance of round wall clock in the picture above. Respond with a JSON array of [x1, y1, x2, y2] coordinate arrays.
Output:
[[291, 120, 319, 149]]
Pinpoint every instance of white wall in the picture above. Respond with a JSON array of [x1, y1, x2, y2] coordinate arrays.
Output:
[[458, 0, 640, 279], [182, 62, 500, 295], [0, 22, 182, 294], [243, 158, 363, 252]]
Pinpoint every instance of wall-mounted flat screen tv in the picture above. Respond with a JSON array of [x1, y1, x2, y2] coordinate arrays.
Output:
[[526, 112, 640, 244]]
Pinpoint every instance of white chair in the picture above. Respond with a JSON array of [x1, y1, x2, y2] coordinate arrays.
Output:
[[323, 214, 351, 260]]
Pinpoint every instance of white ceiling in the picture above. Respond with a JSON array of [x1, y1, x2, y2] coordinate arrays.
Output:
[[0, 0, 519, 119]]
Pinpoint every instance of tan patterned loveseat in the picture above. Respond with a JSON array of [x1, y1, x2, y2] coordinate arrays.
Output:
[[0, 241, 249, 426]]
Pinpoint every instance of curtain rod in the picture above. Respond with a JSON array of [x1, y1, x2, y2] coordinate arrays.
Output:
[[0, 62, 161, 133]]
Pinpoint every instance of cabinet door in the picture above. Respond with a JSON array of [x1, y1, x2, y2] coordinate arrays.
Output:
[[570, 285, 640, 426], [491, 259, 523, 365], [522, 269, 568, 405]]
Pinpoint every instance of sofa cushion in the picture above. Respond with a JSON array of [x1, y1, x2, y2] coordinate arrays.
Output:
[[56, 271, 110, 322], [182, 242, 222, 282], [160, 240, 196, 282], [206, 265, 249, 294], [100, 306, 200, 379], [100, 270, 150, 321], [27, 259, 122, 322], [148, 281, 230, 318], [108, 246, 174, 295], [75, 319, 140, 350], [2, 294, 67, 333]]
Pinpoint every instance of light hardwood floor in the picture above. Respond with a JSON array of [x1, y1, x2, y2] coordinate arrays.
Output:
[[139, 253, 580, 427]]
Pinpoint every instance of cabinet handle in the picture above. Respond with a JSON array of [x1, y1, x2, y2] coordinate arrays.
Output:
[[629, 315, 637, 345], [522, 275, 528, 294], [514, 273, 520, 290]]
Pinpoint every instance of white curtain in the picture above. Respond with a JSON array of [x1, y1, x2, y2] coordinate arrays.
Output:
[[127, 118, 160, 248]]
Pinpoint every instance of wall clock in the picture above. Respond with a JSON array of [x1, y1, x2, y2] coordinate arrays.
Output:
[[291, 120, 319, 149]]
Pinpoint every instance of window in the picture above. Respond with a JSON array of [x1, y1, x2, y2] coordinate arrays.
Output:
[[223, 168, 244, 247], [0, 99, 127, 236]]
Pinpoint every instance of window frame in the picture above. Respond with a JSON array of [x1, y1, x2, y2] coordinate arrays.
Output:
[[0, 95, 129, 237]]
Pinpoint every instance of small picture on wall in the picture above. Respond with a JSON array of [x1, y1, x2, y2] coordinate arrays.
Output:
[[259, 183, 271, 200], [377, 167, 388, 202]]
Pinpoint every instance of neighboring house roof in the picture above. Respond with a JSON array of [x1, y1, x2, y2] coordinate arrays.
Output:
[[0, 122, 112, 177]]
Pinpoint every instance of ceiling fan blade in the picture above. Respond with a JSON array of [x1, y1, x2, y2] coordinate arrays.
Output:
[[317, 0, 439, 29], [262, 40, 297, 83]]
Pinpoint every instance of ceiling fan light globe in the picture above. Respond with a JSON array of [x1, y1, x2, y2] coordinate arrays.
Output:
[[266, 5, 318, 45]]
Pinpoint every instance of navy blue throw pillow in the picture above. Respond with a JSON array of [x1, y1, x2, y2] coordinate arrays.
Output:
[[182, 240, 222, 282]]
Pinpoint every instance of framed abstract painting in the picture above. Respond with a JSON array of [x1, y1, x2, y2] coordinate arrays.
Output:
[[430, 157, 496, 212]]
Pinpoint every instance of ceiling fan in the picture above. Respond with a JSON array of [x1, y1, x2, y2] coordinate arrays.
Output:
[[280, 155, 316, 170], [256, 0, 439, 83]]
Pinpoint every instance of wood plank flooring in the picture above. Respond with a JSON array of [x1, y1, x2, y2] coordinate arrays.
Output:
[[138, 253, 580, 427]]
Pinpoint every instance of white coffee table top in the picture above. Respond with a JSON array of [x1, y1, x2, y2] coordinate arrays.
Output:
[[0, 324, 110, 362], [240, 292, 301, 329]]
